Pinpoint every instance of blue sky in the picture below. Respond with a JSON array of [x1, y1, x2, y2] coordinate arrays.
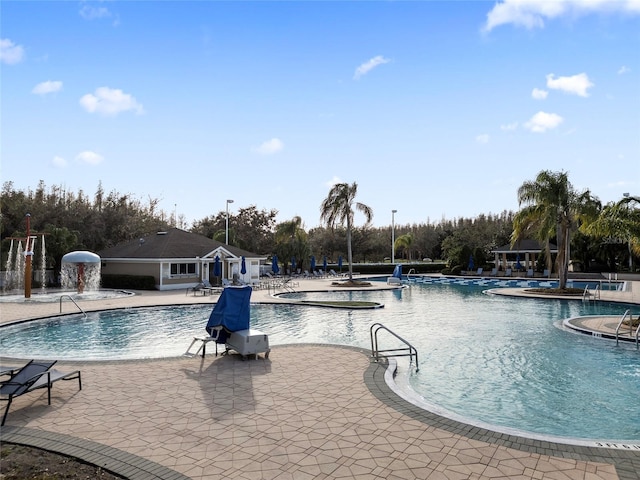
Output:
[[2, 0, 639, 229]]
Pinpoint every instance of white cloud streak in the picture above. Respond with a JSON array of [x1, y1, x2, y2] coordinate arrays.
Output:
[[32, 80, 63, 95], [531, 88, 548, 100], [75, 151, 104, 165], [253, 138, 284, 155], [353, 55, 390, 80], [79, 4, 112, 20], [618, 65, 631, 74], [476, 134, 490, 144], [483, 0, 640, 32], [79, 87, 144, 116], [0, 38, 25, 64], [501, 122, 519, 131], [546, 73, 594, 97], [524, 111, 564, 133], [51, 156, 68, 168]]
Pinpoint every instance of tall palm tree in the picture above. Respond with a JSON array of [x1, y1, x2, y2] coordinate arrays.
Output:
[[320, 182, 373, 281], [394, 233, 413, 261], [514, 170, 599, 289], [583, 195, 640, 271]]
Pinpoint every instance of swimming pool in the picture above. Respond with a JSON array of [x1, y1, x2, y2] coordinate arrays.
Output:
[[1, 282, 639, 443]]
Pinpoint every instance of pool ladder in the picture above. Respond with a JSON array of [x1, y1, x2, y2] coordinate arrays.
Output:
[[615, 310, 640, 349], [582, 284, 600, 303], [59, 294, 87, 318], [370, 322, 419, 371]]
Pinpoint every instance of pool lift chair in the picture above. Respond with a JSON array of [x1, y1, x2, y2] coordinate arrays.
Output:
[[0, 360, 82, 426], [186, 285, 270, 359]]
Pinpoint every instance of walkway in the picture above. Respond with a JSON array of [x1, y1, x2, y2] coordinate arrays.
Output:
[[1, 279, 640, 480]]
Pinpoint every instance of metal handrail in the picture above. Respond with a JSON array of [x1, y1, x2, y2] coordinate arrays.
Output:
[[59, 294, 87, 318], [615, 309, 633, 346], [582, 284, 600, 302], [407, 268, 416, 282], [370, 322, 418, 371]]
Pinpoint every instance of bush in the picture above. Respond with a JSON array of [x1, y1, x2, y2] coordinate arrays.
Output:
[[101, 274, 156, 290]]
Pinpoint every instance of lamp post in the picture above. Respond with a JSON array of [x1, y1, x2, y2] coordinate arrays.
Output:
[[623, 193, 632, 271], [391, 209, 397, 264], [225, 199, 234, 245]]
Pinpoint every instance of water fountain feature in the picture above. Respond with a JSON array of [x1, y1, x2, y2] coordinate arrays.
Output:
[[1, 214, 132, 303], [61, 251, 101, 293]]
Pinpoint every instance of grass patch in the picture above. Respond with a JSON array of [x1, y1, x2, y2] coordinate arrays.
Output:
[[299, 300, 380, 308], [525, 287, 584, 296]]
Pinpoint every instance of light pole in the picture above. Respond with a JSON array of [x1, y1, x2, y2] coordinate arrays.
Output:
[[623, 193, 632, 271], [225, 199, 234, 245], [391, 209, 397, 264]]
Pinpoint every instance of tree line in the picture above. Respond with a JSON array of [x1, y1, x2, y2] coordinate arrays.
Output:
[[2, 173, 638, 282]]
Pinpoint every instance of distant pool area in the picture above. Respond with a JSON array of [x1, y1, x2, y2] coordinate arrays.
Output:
[[2, 281, 639, 444]]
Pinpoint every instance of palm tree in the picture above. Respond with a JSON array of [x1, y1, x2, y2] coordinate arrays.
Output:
[[513, 170, 599, 289], [394, 233, 413, 261], [275, 216, 310, 274], [320, 182, 373, 281], [583, 195, 640, 271]]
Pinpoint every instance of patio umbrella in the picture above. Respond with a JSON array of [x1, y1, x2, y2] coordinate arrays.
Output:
[[310, 256, 316, 272], [338, 255, 343, 273], [323, 256, 327, 272], [272, 255, 279, 274], [213, 256, 221, 277], [240, 256, 246, 275], [515, 254, 522, 271], [468, 255, 474, 271], [291, 257, 296, 273]]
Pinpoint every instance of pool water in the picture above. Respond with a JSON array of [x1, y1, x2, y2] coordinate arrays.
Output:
[[1, 283, 639, 442]]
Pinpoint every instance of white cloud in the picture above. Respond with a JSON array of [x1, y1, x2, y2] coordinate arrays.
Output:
[[79, 4, 111, 20], [325, 176, 342, 187], [483, 0, 640, 32], [618, 65, 631, 74], [32, 80, 63, 95], [546, 73, 594, 97], [79, 87, 144, 116], [0, 38, 25, 65], [476, 134, 490, 144], [75, 151, 104, 165], [353, 55, 390, 80], [501, 122, 519, 131], [253, 138, 284, 155], [51, 156, 68, 168], [524, 111, 564, 133], [531, 88, 548, 100]]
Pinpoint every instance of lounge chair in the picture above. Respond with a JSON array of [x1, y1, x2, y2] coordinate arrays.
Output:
[[475, 268, 483, 276], [1, 360, 82, 426], [543, 269, 550, 278], [489, 268, 498, 277], [526, 269, 534, 278], [505, 268, 513, 277]]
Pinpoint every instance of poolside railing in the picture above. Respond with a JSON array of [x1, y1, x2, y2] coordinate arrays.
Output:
[[370, 322, 419, 371], [59, 294, 87, 318], [615, 309, 640, 348]]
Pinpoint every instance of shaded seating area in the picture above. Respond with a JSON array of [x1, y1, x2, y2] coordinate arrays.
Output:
[[1, 360, 82, 426]]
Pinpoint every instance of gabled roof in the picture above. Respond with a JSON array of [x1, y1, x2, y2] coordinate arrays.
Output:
[[98, 228, 261, 260], [492, 239, 558, 254]]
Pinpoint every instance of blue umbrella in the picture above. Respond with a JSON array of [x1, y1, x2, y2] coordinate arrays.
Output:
[[213, 255, 221, 277], [272, 255, 279, 274], [310, 256, 316, 272], [338, 255, 343, 272], [240, 256, 246, 275], [515, 254, 522, 271], [468, 255, 474, 271], [323, 255, 327, 272], [291, 257, 296, 273]]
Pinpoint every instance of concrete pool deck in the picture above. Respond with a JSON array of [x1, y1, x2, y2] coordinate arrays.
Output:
[[1, 277, 640, 480]]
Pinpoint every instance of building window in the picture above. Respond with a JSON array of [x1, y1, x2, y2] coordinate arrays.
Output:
[[170, 263, 196, 276]]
